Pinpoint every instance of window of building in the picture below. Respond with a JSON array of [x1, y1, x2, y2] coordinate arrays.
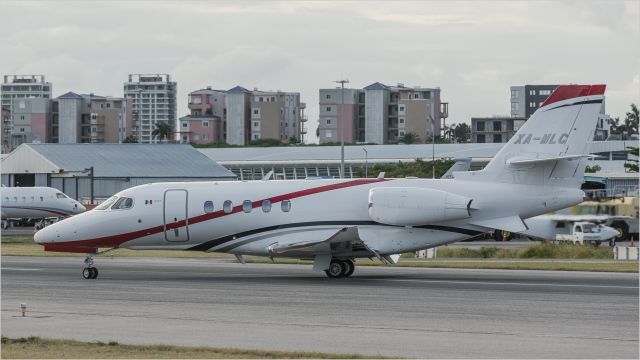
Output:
[[202, 121, 209, 127], [493, 121, 501, 131], [529, 102, 537, 108], [325, 94, 331, 99], [539, 89, 551, 96], [261, 199, 272, 213], [253, 121, 259, 127], [399, 130, 405, 137], [511, 102, 519, 112], [477, 134, 485, 143], [511, 89, 519, 99], [325, 130, 333, 138], [19, 100, 25, 109], [399, 118, 404, 124], [493, 134, 502, 143], [326, 106, 331, 112], [529, 90, 536, 95], [223, 200, 233, 214], [476, 121, 485, 131], [253, 134, 260, 140], [203, 134, 209, 140], [259, 97, 263, 102], [20, 128, 24, 132], [242, 200, 252, 213], [399, 105, 405, 111], [253, 109, 259, 115], [281, 199, 291, 212], [182, 122, 188, 128], [183, 135, 188, 142], [326, 119, 332, 125], [20, 115, 25, 121]]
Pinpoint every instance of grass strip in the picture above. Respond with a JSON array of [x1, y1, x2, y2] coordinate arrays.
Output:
[[1, 336, 387, 359], [2, 236, 637, 272]]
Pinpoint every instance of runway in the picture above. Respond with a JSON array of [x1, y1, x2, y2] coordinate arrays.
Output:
[[2, 256, 638, 358]]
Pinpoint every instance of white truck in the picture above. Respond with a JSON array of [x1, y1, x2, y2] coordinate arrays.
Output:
[[554, 221, 619, 246]]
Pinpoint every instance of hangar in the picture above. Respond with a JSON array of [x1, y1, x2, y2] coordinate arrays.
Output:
[[1, 143, 236, 203]]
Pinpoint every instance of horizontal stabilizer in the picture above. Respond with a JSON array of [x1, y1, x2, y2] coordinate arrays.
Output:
[[469, 215, 528, 233], [506, 154, 588, 166]]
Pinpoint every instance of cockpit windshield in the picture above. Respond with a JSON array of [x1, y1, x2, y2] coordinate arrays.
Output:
[[95, 196, 118, 210], [56, 193, 67, 199], [111, 197, 134, 210], [582, 224, 600, 233]]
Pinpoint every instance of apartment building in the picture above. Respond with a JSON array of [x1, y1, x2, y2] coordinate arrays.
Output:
[[318, 82, 445, 144], [471, 116, 526, 143], [225, 86, 305, 145], [178, 87, 226, 144], [124, 74, 177, 143], [6, 98, 51, 151], [1, 75, 52, 152]]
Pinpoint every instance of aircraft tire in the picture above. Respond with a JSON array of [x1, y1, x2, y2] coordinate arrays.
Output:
[[342, 259, 355, 277], [82, 268, 92, 279], [325, 260, 345, 278], [91, 268, 99, 279]]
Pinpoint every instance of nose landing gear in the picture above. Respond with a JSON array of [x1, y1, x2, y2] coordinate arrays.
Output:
[[82, 254, 98, 279]]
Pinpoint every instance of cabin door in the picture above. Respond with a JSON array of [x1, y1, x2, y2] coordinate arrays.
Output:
[[163, 189, 189, 242]]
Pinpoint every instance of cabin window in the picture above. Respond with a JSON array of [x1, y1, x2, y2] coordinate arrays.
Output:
[[243, 200, 252, 213], [112, 197, 134, 210], [555, 222, 566, 228], [95, 196, 118, 210], [203, 201, 214, 213], [40, 196, 44, 201], [261, 199, 272, 213], [30, 196, 34, 200], [56, 193, 66, 199], [22, 197, 26, 201], [223, 200, 233, 214], [13, 196, 17, 201], [281, 199, 291, 212]]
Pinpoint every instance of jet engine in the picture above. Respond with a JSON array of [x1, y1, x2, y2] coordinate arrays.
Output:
[[368, 187, 473, 226]]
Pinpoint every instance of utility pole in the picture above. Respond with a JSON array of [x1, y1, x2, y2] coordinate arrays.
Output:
[[429, 115, 435, 179], [363, 147, 368, 178], [335, 79, 349, 178]]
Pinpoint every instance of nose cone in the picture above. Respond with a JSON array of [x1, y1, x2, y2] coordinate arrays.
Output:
[[73, 202, 86, 213], [34, 224, 54, 244]]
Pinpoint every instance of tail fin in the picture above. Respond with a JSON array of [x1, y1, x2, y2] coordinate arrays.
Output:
[[457, 84, 605, 187]]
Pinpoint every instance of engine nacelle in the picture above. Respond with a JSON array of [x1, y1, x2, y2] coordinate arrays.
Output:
[[368, 187, 472, 226]]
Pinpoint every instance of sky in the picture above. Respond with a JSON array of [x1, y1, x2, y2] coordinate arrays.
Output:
[[1, 0, 638, 143]]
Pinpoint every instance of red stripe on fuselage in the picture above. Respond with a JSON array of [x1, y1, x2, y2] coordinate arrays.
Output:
[[44, 178, 387, 250]]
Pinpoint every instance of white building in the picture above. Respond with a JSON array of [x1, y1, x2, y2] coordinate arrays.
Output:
[[123, 74, 177, 143]]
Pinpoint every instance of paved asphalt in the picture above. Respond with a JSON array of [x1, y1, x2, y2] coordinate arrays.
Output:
[[1, 256, 638, 358]]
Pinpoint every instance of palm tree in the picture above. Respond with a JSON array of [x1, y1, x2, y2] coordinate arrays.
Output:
[[400, 132, 421, 144], [152, 122, 173, 143], [624, 103, 639, 136]]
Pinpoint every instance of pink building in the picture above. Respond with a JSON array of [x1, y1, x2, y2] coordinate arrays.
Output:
[[179, 87, 226, 144]]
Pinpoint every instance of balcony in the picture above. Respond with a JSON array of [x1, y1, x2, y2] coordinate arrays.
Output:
[[301, 115, 308, 123], [301, 127, 308, 134]]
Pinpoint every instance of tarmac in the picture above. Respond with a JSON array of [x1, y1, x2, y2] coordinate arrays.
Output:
[[1, 256, 638, 358]]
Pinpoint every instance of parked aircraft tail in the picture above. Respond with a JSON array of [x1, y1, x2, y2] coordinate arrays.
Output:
[[457, 85, 605, 187]]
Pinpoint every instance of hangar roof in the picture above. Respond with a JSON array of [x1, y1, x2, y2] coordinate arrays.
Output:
[[198, 143, 504, 164], [2, 143, 236, 178]]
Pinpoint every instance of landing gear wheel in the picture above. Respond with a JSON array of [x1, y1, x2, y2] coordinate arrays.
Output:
[[325, 260, 345, 278], [83, 267, 93, 279], [82, 254, 98, 279], [342, 259, 355, 277]]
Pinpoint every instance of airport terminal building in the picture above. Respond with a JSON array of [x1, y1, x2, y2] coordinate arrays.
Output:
[[1, 143, 236, 203]]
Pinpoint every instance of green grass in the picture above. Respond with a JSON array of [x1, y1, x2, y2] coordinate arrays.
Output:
[[2, 236, 636, 272], [436, 242, 614, 259], [0, 336, 387, 359]]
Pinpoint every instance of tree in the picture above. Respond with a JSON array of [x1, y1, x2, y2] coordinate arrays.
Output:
[[624, 146, 638, 172], [400, 132, 421, 144], [152, 122, 173, 142], [452, 123, 470, 143], [610, 103, 639, 139], [584, 164, 601, 173], [122, 135, 138, 143]]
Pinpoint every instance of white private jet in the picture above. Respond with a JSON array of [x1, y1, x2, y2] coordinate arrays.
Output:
[[35, 84, 605, 279], [1, 186, 86, 229]]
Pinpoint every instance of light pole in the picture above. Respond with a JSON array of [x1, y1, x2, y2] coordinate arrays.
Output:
[[85, 166, 94, 204], [429, 115, 435, 179], [362, 147, 368, 178], [335, 79, 349, 178]]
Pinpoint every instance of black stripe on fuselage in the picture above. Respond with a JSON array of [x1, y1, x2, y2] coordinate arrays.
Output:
[[187, 221, 483, 252], [544, 99, 603, 111]]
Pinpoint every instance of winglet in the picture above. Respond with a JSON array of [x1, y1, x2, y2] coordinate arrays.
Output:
[[377, 172, 385, 179]]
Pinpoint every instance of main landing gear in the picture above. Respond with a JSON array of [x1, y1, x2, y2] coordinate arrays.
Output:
[[82, 254, 98, 279], [325, 259, 355, 278]]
